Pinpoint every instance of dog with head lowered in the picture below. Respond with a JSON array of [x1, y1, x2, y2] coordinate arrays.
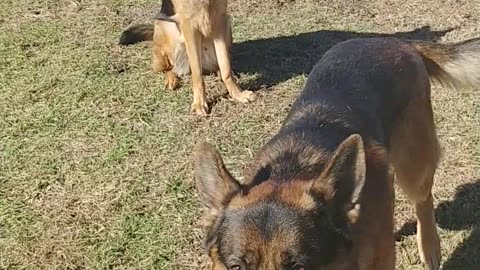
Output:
[[119, 0, 255, 115], [194, 37, 480, 270]]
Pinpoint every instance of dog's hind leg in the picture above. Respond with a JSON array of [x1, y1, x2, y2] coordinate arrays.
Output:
[[152, 21, 180, 90], [211, 14, 256, 103], [152, 45, 179, 91], [390, 96, 441, 270]]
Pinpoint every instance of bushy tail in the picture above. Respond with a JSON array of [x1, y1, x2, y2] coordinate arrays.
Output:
[[410, 38, 480, 89], [119, 24, 154, 45]]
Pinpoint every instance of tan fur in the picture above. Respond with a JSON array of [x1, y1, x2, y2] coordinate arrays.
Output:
[[171, 0, 224, 37], [152, 19, 219, 89], [389, 95, 442, 270], [157, 0, 255, 115], [209, 246, 225, 270], [350, 145, 396, 270], [120, 0, 254, 115], [277, 183, 317, 210], [412, 38, 480, 88]]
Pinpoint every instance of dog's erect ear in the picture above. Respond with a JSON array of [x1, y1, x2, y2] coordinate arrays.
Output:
[[312, 134, 366, 223], [194, 141, 241, 210]]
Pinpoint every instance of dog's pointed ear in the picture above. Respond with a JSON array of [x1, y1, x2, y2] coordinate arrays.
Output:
[[312, 134, 366, 222], [194, 141, 241, 211]]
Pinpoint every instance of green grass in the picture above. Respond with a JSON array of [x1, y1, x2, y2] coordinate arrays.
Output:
[[0, 0, 479, 269]]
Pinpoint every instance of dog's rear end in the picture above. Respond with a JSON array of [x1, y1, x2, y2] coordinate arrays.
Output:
[[411, 38, 480, 88], [390, 37, 480, 269]]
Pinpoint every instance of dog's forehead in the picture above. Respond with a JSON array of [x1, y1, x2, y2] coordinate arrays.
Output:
[[228, 180, 316, 211], [220, 201, 306, 265], [226, 199, 302, 231]]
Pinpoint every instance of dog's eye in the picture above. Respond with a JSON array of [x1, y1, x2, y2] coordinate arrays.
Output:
[[230, 265, 241, 270]]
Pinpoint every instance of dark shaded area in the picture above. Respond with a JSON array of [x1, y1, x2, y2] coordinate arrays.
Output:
[[232, 26, 454, 89], [395, 180, 480, 270], [438, 180, 480, 270], [159, 0, 175, 17]]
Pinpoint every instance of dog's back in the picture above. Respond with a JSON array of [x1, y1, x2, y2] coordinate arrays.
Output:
[[282, 38, 422, 145], [280, 37, 480, 150], [245, 38, 428, 183]]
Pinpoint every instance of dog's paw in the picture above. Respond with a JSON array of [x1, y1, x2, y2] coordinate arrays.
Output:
[[191, 102, 209, 116], [164, 72, 180, 90], [418, 233, 441, 270], [234, 90, 256, 103]]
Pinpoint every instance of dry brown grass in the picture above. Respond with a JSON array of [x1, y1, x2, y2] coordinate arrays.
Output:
[[0, 0, 478, 269]]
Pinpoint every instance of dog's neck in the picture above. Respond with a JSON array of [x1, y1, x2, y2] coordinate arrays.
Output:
[[243, 127, 349, 186]]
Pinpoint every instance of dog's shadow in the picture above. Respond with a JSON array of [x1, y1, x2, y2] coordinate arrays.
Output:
[[231, 26, 454, 90], [396, 180, 480, 270]]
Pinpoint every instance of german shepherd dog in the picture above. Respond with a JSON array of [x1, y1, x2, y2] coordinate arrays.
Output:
[[119, 0, 256, 115], [194, 37, 480, 270]]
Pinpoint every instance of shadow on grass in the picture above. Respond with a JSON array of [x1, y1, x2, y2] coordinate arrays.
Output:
[[396, 180, 480, 270], [232, 26, 454, 90], [438, 180, 480, 270]]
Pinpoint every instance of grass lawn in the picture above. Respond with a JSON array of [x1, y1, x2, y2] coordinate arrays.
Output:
[[0, 0, 479, 269]]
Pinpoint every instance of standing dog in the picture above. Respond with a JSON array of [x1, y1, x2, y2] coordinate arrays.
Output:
[[194, 37, 480, 269], [119, 0, 256, 115]]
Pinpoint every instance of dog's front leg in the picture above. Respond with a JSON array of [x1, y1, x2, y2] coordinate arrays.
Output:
[[212, 15, 256, 104], [180, 19, 208, 115]]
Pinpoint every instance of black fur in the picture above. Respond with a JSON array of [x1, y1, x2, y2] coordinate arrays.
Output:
[[155, 0, 177, 24], [254, 38, 416, 179], [118, 24, 154, 45], [160, 0, 175, 17], [118, 0, 177, 46], [213, 38, 421, 268]]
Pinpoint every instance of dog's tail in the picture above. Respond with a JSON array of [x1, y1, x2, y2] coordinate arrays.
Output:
[[119, 24, 154, 45], [410, 38, 480, 89]]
